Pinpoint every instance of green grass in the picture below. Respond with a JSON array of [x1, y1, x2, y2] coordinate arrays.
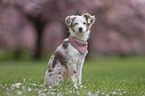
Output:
[[0, 56, 145, 96]]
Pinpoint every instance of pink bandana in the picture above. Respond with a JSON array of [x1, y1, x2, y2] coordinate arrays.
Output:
[[68, 36, 88, 55]]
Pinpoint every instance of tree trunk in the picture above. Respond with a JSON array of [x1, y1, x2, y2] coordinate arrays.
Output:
[[32, 16, 46, 59], [13, 49, 21, 60]]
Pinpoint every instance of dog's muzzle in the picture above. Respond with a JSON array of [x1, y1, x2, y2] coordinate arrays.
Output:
[[79, 27, 83, 32]]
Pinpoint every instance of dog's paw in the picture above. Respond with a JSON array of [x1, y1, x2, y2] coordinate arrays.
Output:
[[74, 84, 78, 89]]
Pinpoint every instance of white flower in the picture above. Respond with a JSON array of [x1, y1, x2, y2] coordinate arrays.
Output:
[[49, 86, 51, 88], [76, 91, 79, 93], [11, 87, 13, 89], [80, 85, 83, 88], [69, 90, 72, 93], [43, 89, 47, 91], [50, 92, 56, 95], [27, 87, 32, 91], [88, 91, 91, 96], [95, 93, 98, 96], [34, 89, 38, 91], [57, 92, 62, 96], [112, 91, 116, 95], [96, 91, 100, 93], [120, 93, 122, 95], [106, 94, 109, 96], [40, 84, 43, 87], [38, 90, 42, 93], [12, 83, 21, 88], [47, 92, 50, 95], [101, 92, 104, 95], [31, 83, 37, 86], [17, 91, 22, 95], [24, 78, 25, 82], [39, 93, 46, 96]]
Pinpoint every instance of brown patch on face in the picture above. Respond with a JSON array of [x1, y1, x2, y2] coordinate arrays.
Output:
[[83, 15, 90, 32], [83, 14, 90, 24], [83, 13, 95, 32], [52, 51, 67, 69], [62, 40, 69, 49], [86, 24, 90, 32], [65, 17, 71, 25], [86, 18, 95, 31], [70, 17, 76, 32]]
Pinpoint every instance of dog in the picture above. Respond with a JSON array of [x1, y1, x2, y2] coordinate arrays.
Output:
[[44, 13, 95, 88]]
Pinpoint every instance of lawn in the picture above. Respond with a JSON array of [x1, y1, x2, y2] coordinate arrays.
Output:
[[0, 56, 145, 96]]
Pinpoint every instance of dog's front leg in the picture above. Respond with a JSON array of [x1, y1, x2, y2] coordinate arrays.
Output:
[[71, 74, 78, 89], [77, 56, 85, 86], [68, 60, 78, 89]]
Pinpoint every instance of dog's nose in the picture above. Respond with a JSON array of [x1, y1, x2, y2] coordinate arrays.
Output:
[[79, 27, 83, 31]]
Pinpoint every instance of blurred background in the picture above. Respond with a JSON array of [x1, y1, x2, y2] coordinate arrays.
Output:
[[0, 0, 145, 60]]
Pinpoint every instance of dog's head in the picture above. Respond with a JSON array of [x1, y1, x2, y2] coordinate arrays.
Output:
[[65, 13, 95, 33], [65, 13, 95, 41]]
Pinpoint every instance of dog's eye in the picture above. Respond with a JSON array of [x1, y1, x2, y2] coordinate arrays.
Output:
[[83, 22, 86, 25], [74, 23, 78, 25]]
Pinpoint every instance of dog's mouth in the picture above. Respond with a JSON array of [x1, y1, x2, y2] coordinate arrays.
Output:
[[79, 30, 83, 33]]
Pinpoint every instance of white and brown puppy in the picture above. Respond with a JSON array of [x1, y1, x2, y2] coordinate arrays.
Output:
[[44, 13, 95, 88]]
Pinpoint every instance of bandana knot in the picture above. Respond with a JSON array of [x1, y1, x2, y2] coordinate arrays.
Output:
[[68, 36, 88, 55]]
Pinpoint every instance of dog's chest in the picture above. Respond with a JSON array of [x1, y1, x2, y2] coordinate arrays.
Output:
[[65, 43, 84, 62]]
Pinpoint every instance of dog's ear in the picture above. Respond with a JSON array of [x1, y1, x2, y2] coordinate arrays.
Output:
[[83, 13, 95, 25], [65, 16, 75, 27]]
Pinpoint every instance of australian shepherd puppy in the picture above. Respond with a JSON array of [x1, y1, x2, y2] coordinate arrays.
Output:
[[44, 13, 95, 88]]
